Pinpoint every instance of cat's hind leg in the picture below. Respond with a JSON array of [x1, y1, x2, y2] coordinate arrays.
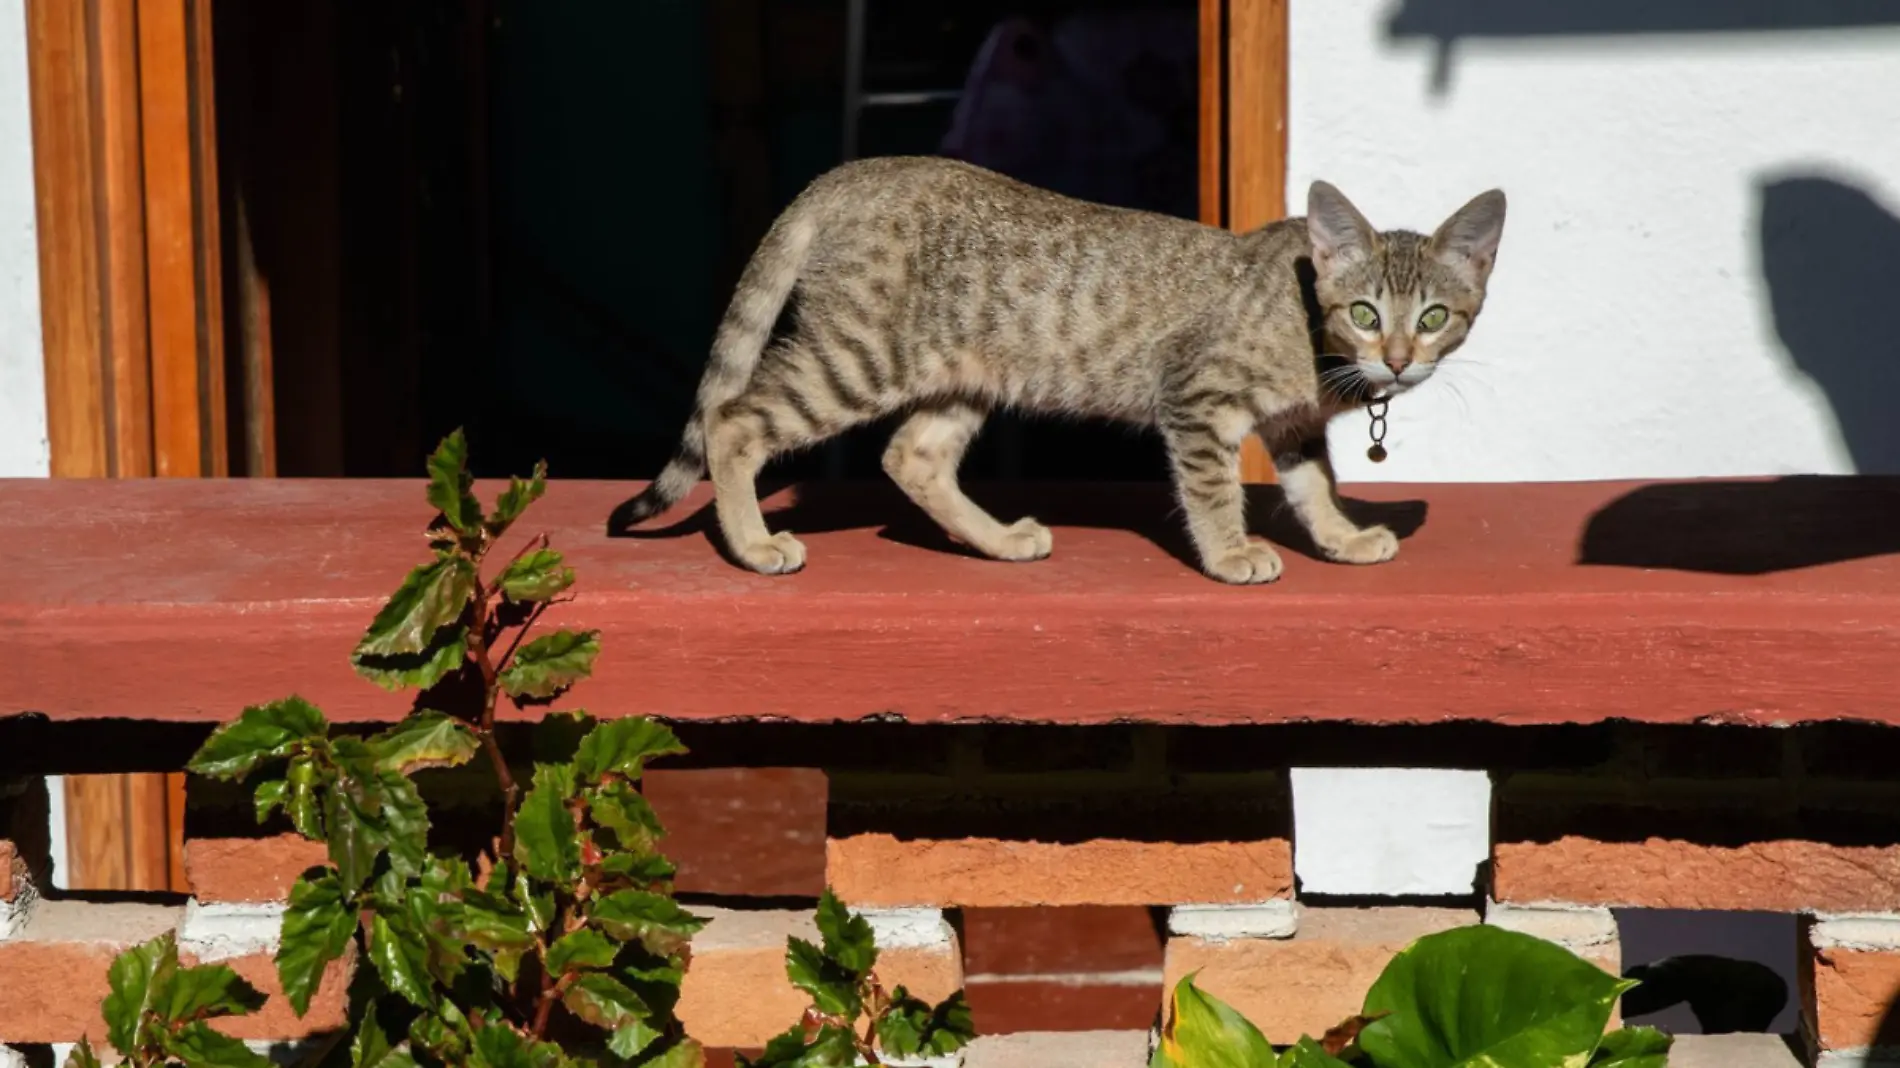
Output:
[[883, 400, 1052, 561]]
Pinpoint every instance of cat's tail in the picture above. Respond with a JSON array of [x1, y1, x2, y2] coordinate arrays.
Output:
[[618, 206, 818, 526]]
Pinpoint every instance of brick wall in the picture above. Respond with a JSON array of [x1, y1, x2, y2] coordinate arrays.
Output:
[[6, 722, 1900, 1065]]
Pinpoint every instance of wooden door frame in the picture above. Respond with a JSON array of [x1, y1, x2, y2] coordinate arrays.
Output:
[[1200, 0, 1289, 482], [24, 0, 241, 891]]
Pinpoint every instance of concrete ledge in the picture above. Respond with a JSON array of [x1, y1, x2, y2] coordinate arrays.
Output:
[[179, 901, 284, 962], [1167, 902, 1299, 942], [1813, 915, 1900, 951], [1818, 1051, 1900, 1068], [5, 477, 1897, 726], [963, 1031, 1150, 1068], [1483, 901, 1618, 951], [1670, 1034, 1802, 1068]]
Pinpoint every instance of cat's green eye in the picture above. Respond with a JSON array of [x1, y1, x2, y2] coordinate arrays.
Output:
[[1417, 305, 1450, 332], [1348, 302, 1380, 330]]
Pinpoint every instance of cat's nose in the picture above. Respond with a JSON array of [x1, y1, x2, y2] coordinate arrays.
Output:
[[1383, 350, 1411, 374]]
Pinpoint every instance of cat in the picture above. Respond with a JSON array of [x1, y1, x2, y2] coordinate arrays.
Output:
[[619, 156, 1505, 584]]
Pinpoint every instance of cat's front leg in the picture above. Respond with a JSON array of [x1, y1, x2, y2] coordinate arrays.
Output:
[[1271, 433, 1398, 565], [1161, 413, 1283, 584]]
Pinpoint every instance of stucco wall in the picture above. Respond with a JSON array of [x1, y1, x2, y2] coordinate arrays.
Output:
[[0, 0, 44, 480], [1297, 0, 1900, 484]]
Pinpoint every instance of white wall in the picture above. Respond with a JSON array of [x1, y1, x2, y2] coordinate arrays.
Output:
[[0, 0, 45, 480], [1297, 0, 1900, 484]]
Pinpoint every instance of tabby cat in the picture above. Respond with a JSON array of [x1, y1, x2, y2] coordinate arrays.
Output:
[[621, 157, 1505, 584]]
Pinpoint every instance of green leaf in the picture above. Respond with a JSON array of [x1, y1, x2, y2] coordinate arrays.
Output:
[[370, 909, 437, 1009], [354, 557, 478, 660], [63, 1038, 102, 1068], [497, 548, 574, 603], [410, 1000, 474, 1065], [367, 711, 480, 773], [533, 709, 598, 765], [1152, 974, 1275, 1068], [1358, 925, 1634, 1068], [352, 1006, 422, 1068], [587, 781, 664, 854], [253, 778, 288, 823], [161, 1022, 274, 1068], [276, 870, 357, 1017], [573, 718, 685, 783], [1591, 1027, 1673, 1068], [609, 1020, 664, 1061], [162, 961, 267, 1023], [500, 629, 601, 700], [513, 874, 556, 934], [598, 852, 678, 885], [514, 763, 582, 885], [640, 1037, 708, 1068], [876, 988, 974, 1060], [324, 746, 431, 890], [427, 429, 482, 537], [353, 625, 469, 693], [590, 890, 706, 957], [738, 1026, 856, 1068], [104, 931, 177, 1056], [814, 890, 877, 976], [457, 890, 536, 956], [469, 1021, 567, 1068], [487, 460, 548, 538], [188, 697, 328, 780], [383, 869, 470, 988], [285, 756, 325, 838], [562, 972, 650, 1029], [547, 928, 620, 974], [784, 937, 859, 1018]]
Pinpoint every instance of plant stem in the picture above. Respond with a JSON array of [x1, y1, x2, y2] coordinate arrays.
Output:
[[467, 571, 519, 859]]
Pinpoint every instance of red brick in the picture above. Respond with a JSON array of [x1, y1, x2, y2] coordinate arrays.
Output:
[[966, 981, 1161, 1034], [1493, 836, 1900, 913], [1809, 947, 1900, 1052], [830, 835, 1291, 908], [645, 768, 826, 898], [184, 835, 327, 903], [962, 907, 1162, 976]]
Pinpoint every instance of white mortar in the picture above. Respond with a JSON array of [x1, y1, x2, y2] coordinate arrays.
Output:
[[1167, 901, 1299, 942], [177, 900, 284, 962]]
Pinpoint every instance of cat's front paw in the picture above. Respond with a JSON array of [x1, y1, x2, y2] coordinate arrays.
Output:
[[1324, 525, 1400, 565], [734, 531, 808, 575], [1205, 542, 1284, 585], [993, 517, 1054, 562]]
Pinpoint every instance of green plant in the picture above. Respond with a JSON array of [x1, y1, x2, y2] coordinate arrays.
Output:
[[740, 891, 974, 1067], [67, 931, 271, 1068], [1154, 925, 1673, 1068], [178, 430, 707, 1068]]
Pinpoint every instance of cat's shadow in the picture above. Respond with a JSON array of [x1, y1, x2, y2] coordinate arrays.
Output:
[[608, 481, 1429, 576]]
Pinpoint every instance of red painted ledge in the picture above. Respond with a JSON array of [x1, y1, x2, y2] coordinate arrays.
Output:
[[1, 476, 1897, 727]]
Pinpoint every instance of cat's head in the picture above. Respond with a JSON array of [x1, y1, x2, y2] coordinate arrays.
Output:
[[1305, 181, 1507, 400]]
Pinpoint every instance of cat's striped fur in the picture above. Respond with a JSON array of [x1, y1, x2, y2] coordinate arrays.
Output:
[[623, 157, 1505, 583]]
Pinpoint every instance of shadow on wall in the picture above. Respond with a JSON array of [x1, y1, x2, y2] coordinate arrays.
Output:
[[1758, 175, 1900, 476], [1383, 0, 1900, 92]]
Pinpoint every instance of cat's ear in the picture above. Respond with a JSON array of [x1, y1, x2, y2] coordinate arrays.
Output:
[[1431, 189, 1507, 287], [1307, 181, 1379, 272]]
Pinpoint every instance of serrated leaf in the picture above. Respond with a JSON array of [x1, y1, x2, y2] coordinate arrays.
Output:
[[354, 626, 469, 693], [609, 1020, 664, 1060], [324, 748, 431, 891], [285, 756, 325, 838], [500, 630, 600, 700], [547, 928, 620, 975], [253, 779, 288, 823], [163, 961, 267, 1024], [427, 429, 482, 537], [513, 875, 556, 934], [104, 931, 177, 1056], [469, 1021, 567, 1068], [784, 937, 859, 1018], [497, 548, 573, 603], [410, 1002, 473, 1066], [162, 1022, 275, 1068], [370, 910, 437, 1009], [1591, 1026, 1673, 1068], [1153, 973, 1275, 1068], [876, 988, 974, 1060], [188, 697, 328, 780], [458, 891, 535, 955], [352, 1005, 422, 1068], [277, 870, 357, 1017], [598, 852, 678, 885], [814, 890, 876, 976], [563, 972, 650, 1030], [587, 781, 664, 854], [590, 890, 706, 957], [63, 1038, 102, 1068], [641, 1037, 708, 1068], [367, 711, 480, 773], [1359, 925, 1633, 1068], [355, 557, 478, 660], [487, 460, 549, 538], [514, 763, 582, 885], [573, 718, 686, 783], [738, 1025, 855, 1068]]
